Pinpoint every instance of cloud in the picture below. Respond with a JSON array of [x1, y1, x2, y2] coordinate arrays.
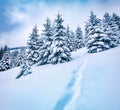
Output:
[[4, 6, 27, 24], [4, 5, 28, 24]]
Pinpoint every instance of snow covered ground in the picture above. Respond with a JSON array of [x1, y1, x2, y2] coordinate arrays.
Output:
[[69, 47, 120, 110], [0, 47, 120, 110]]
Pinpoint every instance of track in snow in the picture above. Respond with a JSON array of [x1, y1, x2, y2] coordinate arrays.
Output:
[[54, 49, 88, 110]]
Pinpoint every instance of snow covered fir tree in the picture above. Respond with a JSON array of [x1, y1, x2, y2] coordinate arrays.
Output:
[[37, 18, 53, 65], [103, 13, 118, 47], [0, 51, 11, 71], [27, 25, 42, 66], [111, 13, 120, 44], [85, 11, 117, 53], [0, 45, 9, 60], [49, 13, 72, 64], [66, 26, 76, 52], [15, 49, 26, 67], [75, 26, 84, 49]]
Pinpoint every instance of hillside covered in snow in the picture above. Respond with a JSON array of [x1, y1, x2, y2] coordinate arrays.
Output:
[[0, 47, 120, 110]]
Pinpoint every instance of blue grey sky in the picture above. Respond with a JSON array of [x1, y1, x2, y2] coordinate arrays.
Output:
[[0, 0, 120, 47]]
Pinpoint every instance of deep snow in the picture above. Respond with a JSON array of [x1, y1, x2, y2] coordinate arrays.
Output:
[[69, 47, 120, 110], [0, 47, 120, 110]]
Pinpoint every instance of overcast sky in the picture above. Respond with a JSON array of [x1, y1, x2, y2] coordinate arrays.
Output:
[[0, 0, 120, 47]]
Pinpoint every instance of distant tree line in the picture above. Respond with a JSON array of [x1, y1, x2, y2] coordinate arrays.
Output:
[[0, 45, 9, 60]]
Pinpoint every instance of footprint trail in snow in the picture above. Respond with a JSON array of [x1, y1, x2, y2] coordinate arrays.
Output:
[[54, 48, 88, 110]]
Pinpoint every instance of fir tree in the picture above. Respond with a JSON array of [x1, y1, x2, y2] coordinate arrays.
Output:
[[4, 45, 9, 52], [75, 26, 84, 49], [103, 12, 118, 47], [10, 50, 19, 68], [37, 18, 53, 65], [0, 45, 9, 60], [0, 47, 3, 60], [85, 11, 100, 39], [86, 11, 115, 53], [49, 13, 72, 64], [85, 11, 101, 46], [15, 49, 26, 67], [27, 25, 42, 65], [111, 13, 120, 44], [0, 61, 2, 72], [0, 51, 11, 71], [87, 25, 113, 53], [66, 26, 76, 51], [70, 31, 77, 51], [103, 12, 111, 32]]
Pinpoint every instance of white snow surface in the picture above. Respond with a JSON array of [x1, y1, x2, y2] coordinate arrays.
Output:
[[69, 46, 120, 110], [0, 47, 120, 110]]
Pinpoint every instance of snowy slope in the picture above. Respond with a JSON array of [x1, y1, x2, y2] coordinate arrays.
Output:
[[0, 47, 120, 110], [69, 47, 120, 110], [0, 48, 87, 110]]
